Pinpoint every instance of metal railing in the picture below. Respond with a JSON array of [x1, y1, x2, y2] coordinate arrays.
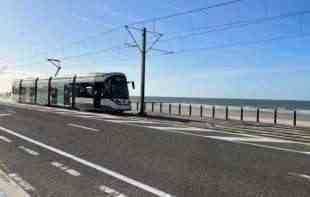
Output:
[[131, 102, 307, 128]]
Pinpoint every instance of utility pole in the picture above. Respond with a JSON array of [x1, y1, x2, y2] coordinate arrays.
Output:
[[140, 28, 147, 116], [125, 25, 173, 116]]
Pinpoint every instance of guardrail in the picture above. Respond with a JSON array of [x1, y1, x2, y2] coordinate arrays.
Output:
[[131, 102, 310, 128]]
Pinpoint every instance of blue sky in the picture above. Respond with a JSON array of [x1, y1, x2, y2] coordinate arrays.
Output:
[[1, 0, 310, 100]]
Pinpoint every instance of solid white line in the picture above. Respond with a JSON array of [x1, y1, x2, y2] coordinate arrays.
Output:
[[206, 136, 292, 143], [67, 123, 100, 132], [105, 120, 155, 124], [148, 126, 220, 132], [0, 136, 12, 143], [99, 185, 127, 197], [18, 146, 39, 156], [288, 172, 310, 180], [0, 126, 173, 197], [144, 126, 310, 156]]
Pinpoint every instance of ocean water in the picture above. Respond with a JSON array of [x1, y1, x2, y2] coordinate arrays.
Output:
[[131, 96, 310, 110]]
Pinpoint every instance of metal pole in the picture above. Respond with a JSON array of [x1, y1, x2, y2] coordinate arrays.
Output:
[[18, 79, 23, 103], [151, 102, 154, 112], [71, 75, 77, 109], [160, 102, 162, 113], [212, 105, 215, 120], [293, 110, 297, 127], [189, 104, 192, 117], [47, 77, 52, 106], [274, 108, 278, 125], [256, 108, 260, 123], [240, 106, 244, 121], [225, 106, 229, 120], [200, 105, 203, 119], [34, 78, 39, 104], [139, 28, 147, 116], [169, 104, 172, 115], [178, 104, 181, 116]]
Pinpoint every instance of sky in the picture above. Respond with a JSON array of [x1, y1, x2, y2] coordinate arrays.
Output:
[[1, 0, 310, 100]]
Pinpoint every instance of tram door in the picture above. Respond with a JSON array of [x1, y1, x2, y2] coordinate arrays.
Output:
[[93, 83, 101, 108], [64, 84, 71, 106]]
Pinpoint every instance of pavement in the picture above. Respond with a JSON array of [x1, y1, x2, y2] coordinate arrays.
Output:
[[0, 102, 309, 196]]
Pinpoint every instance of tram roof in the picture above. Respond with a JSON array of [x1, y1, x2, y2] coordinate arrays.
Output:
[[13, 72, 126, 82]]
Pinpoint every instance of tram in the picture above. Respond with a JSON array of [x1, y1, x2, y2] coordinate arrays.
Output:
[[12, 72, 134, 112]]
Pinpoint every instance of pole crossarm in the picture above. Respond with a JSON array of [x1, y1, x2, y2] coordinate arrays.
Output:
[[125, 25, 142, 52]]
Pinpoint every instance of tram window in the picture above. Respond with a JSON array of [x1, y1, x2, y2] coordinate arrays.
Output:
[[76, 83, 93, 98], [100, 81, 112, 98]]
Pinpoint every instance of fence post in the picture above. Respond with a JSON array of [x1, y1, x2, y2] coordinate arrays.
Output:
[[293, 110, 297, 127], [240, 106, 244, 121], [274, 108, 278, 125], [160, 103, 162, 113], [136, 102, 139, 112], [152, 102, 154, 112], [200, 105, 203, 119], [256, 108, 260, 123], [189, 104, 192, 116], [225, 106, 229, 120], [178, 104, 181, 116], [169, 104, 172, 115], [212, 105, 215, 120]]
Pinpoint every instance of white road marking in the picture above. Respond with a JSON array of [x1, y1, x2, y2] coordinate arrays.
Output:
[[66, 169, 81, 177], [148, 126, 218, 132], [51, 161, 81, 177], [0, 126, 173, 197], [67, 123, 99, 132], [18, 146, 39, 156], [105, 120, 157, 124], [0, 136, 12, 143], [0, 113, 11, 117], [288, 172, 310, 180], [99, 185, 127, 197], [8, 173, 35, 191], [143, 126, 310, 156], [206, 136, 293, 143]]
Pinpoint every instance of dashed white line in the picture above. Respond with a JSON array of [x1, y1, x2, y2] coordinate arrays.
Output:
[[0, 113, 11, 117], [99, 185, 127, 197], [288, 172, 310, 180], [8, 173, 35, 191], [18, 146, 40, 156], [0, 126, 173, 197], [67, 123, 100, 132], [0, 136, 12, 143], [66, 169, 81, 177], [51, 161, 81, 177]]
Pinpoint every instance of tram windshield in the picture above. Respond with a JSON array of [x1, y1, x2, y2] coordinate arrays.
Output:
[[99, 76, 129, 99]]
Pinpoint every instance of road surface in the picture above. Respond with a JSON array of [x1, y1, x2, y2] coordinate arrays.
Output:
[[0, 102, 310, 197]]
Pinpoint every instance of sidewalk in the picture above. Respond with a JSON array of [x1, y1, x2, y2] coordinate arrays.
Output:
[[0, 162, 30, 197]]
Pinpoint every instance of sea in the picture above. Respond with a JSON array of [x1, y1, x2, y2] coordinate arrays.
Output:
[[131, 96, 310, 110]]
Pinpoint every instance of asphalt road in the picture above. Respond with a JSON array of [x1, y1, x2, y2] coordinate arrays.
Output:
[[0, 102, 310, 197]]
